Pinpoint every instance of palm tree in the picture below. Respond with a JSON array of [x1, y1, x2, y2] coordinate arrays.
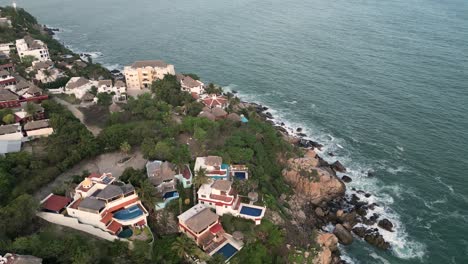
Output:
[[192, 168, 210, 205], [120, 141, 131, 155], [171, 236, 196, 260], [24, 102, 37, 119], [137, 179, 156, 215]]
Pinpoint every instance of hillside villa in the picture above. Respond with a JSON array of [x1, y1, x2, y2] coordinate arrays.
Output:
[[40, 173, 150, 239], [15, 36, 50, 62], [123, 60, 175, 90], [0, 123, 22, 154], [198, 180, 266, 225], [64, 77, 96, 100], [176, 74, 205, 98], [97, 79, 127, 102], [178, 204, 243, 261], [31, 60, 64, 84], [146, 160, 193, 209], [194, 156, 249, 181]]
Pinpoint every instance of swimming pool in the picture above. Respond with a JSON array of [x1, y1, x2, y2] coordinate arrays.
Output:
[[240, 206, 263, 217], [117, 228, 133, 238], [234, 171, 246, 180], [163, 191, 179, 199], [215, 243, 238, 260], [113, 205, 143, 220]]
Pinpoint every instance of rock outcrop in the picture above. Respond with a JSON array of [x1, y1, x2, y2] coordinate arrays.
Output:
[[314, 233, 339, 264], [283, 150, 345, 205], [378, 218, 394, 232], [333, 224, 353, 245]]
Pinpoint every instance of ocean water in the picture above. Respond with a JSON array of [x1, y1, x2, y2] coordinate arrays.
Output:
[[4, 0, 468, 263]]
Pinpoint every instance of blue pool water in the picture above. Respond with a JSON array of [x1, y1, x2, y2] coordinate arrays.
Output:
[[163, 191, 179, 199], [215, 243, 238, 260], [221, 163, 229, 170], [240, 206, 263, 217], [113, 205, 143, 220], [234, 172, 246, 180], [117, 228, 133, 238], [240, 116, 248, 123]]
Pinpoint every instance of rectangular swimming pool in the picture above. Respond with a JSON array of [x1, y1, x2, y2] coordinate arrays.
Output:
[[240, 206, 263, 217], [215, 243, 238, 260]]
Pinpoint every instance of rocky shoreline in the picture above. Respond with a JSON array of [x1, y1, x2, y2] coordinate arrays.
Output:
[[246, 101, 394, 263]]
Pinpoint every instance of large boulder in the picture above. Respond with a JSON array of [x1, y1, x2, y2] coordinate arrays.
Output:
[[314, 233, 339, 264], [283, 155, 345, 205], [341, 175, 352, 183], [364, 230, 391, 250], [378, 218, 394, 232], [331, 161, 346, 173], [352, 226, 367, 238], [333, 224, 353, 245]]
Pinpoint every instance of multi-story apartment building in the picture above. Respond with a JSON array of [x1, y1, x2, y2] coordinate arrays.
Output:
[[123, 60, 175, 90], [15, 36, 50, 62]]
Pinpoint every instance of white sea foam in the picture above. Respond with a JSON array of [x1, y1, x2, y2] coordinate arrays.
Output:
[[229, 85, 427, 261], [369, 253, 391, 264], [435, 177, 455, 193]]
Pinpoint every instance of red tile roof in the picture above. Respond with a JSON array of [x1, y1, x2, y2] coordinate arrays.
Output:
[[107, 197, 139, 213], [107, 220, 122, 234], [88, 173, 101, 179], [42, 195, 71, 212], [136, 219, 146, 226], [209, 223, 223, 234], [203, 95, 228, 108], [101, 212, 113, 225], [69, 198, 82, 209], [209, 194, 233, 203]]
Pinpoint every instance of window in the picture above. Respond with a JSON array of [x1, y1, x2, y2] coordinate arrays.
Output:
[[201, 195, 206, 198], [201, 201, 204, 204]]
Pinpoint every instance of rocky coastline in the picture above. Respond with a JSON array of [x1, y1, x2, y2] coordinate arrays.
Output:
[[247, 101, 394, 263]]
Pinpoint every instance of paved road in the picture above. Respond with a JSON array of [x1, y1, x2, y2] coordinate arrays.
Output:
[[52, 97, 102, 136], [34, 151, 147, 201]]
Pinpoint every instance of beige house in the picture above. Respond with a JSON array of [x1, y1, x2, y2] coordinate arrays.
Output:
[[123, 60, 175, 90]]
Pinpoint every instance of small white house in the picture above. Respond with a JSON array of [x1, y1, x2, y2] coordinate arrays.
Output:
[[177, 74, 205, 98], [65, 77, 96, 100], [97, 80, 127, 102], [0, 123, 23, 154], [24, 119, 53, 140], [32, 60, 63, 83]]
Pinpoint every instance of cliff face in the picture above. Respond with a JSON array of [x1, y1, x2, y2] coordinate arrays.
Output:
[[283, 150, 345, 205]]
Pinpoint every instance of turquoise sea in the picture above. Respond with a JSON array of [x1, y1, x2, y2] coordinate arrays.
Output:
[[3, 0, 468, 263]]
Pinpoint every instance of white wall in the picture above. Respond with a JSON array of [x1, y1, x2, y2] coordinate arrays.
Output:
[[37, 212, 128, 242]]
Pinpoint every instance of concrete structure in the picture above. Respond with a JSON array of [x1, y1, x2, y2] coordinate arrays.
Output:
[[178, 204, 243, 260], [198, 180, 266, 225], [32, 60, 63, 83], [64, 77, 96, 99], [97, 79, 127, 102], [15, 36, 50, 62], [0, 123, 23, 154], [0, 42, 14, 58], [0, 17, 12, 28], [194, 156, 229, 180], [146, 160, 193, 210], [0, 70, 17, 87], [0, 253, 42, 264], [123, 60, 175, 90], [24, 119, 53, 140], [40, 173, 150, 238], [177, 74, 205, 98]]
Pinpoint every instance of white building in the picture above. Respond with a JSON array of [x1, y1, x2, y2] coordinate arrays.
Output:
[[24, 119, 53, 140], [194, 156, 229, 180], [0, 123, 23, 154], [32, 60, 62, 83], [15, 36, 50, 62], [0, 70, 17, 87], [198, 180, 266, 225], [177, 74, 205, 98], [0, 42, 14, 58], [41, 173, 150, 236], [64, 77, 96, 99], [97, 79, 127, 102], [123, 60, 175, 90]]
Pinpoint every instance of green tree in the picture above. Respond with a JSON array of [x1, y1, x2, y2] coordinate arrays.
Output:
[[171, 235, 196, 260], [2, 113, 15, 124], [193, 168, 209, 204], [21, 55, 36, 67], [25, 102, 37, 118], [97, 92, 113, 106], [152, 75, 192, 107], [120, 141, 131, 155]]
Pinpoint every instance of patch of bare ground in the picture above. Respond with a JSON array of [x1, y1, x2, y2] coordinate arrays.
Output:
[[78, 104, 110, 128]]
